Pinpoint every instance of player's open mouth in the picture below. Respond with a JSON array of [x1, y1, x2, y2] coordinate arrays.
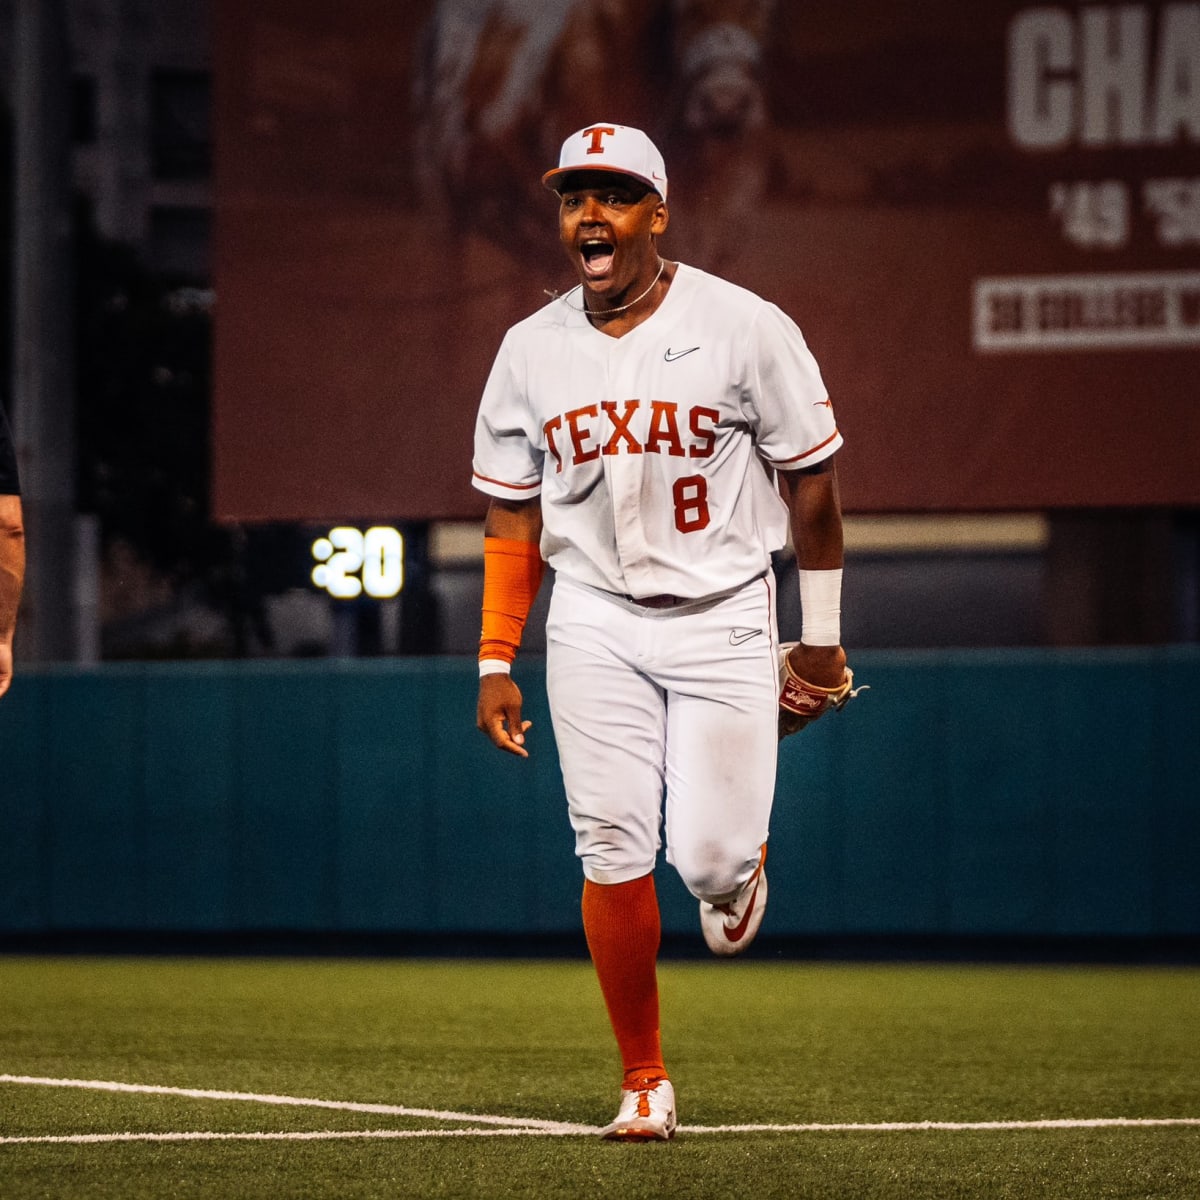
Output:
[[580, 240, 615, 279]]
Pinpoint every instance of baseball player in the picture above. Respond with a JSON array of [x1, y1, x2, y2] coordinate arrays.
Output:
[[0, 402, 25, 699], [472, 123, 853, 1140]]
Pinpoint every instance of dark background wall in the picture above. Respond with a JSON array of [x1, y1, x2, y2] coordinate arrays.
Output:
[[3, 649, 1196, 946]]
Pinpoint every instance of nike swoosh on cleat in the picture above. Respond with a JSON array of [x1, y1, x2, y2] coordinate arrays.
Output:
[[729, 628, 763, 645], [664, 346, 700, 362], [723, 878, 760, 944]]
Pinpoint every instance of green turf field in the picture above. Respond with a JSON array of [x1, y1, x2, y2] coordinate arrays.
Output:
[[1, 956, 1197, 1199]]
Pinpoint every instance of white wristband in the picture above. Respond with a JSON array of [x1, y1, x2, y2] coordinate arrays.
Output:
[[479, 659, 512, 678], [798, 568, 842, 646]]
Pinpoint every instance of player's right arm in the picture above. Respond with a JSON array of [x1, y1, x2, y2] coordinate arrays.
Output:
[[476, 497, 544, 758]]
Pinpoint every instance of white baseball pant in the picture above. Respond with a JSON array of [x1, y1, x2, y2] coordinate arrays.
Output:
[[545, 572, 780, 904]]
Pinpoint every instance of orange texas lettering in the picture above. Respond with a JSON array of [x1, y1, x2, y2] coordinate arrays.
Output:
[[544, 401, 719, 472]]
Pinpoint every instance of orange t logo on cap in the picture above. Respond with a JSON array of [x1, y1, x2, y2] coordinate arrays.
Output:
[[582, 126, 616, 154]]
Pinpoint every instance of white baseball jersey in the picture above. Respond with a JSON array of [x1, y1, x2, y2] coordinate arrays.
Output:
[[472, 262, 840, 599]]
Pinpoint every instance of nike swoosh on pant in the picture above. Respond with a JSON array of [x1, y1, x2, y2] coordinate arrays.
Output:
[[729, 628, 763, 645]]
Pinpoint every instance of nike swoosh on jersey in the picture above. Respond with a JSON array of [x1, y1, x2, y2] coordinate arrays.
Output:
[[664, 346, 700, 362], [729, 628, 763, 645]]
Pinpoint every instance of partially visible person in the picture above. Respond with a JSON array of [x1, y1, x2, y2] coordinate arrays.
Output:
[[0, 402, 25, 699]]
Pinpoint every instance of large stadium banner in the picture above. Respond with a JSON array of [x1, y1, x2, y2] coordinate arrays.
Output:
[[213, 0, 1200, 520]]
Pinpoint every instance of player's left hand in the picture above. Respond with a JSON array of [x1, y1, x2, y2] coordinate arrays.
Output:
[[786, 643, 845, 689], [778, 642, 865, 739], [477, 672, 533, 758]]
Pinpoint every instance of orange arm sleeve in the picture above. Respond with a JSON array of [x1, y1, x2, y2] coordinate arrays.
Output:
[[479, 537, 546, 664]]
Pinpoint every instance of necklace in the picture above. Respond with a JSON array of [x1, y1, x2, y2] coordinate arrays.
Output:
[[545, 259, 666, 318]]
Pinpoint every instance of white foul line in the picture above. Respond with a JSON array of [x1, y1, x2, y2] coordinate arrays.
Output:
[[2, 1074, 1199, 1146], [0, 1128, 575, 1146], [684, 1118, 1200, 1133], [0, 1074, 592, 1134]]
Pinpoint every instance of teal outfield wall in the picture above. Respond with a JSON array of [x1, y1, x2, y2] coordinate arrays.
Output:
[[1, 649, 1197, 940]]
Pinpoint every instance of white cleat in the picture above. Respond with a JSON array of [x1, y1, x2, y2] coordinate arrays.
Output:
[[599, 1078, 677, 1141], [699, 846, 768, 957]]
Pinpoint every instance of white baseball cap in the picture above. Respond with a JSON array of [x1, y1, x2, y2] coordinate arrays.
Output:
[[542, 123, 668, 201]]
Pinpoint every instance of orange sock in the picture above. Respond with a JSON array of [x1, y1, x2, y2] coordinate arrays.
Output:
[[582, 874, 666, 1090]]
